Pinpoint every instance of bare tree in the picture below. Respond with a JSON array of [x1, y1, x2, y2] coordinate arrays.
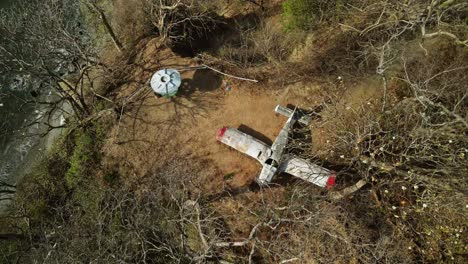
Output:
[[143, 0, 218, 44], [0, 0, 113, 128], [85, 0, 125, 52]]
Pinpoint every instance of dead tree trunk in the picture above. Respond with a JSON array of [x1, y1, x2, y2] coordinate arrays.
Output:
[[86, 1, 124, 52]]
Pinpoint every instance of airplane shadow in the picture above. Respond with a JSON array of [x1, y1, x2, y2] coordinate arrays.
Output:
[[237, 124, 273, 146], [286, 103, 324, 122]]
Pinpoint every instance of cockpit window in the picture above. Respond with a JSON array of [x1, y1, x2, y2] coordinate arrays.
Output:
[[265, 158, 279, 168]]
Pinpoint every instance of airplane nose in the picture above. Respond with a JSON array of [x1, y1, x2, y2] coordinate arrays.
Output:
[[217, 127, 227, 140]]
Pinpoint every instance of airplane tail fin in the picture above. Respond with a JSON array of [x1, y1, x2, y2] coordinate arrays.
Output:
[[275, 105, 311, 126]]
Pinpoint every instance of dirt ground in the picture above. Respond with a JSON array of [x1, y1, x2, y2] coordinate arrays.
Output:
[[102, 43, 323, 192], [103, 36, 384, 189], [100, 36, 384, 245]]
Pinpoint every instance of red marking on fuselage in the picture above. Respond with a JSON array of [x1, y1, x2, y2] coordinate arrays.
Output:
[[217, 127, 227, 140], [326, 173, 336, 190]]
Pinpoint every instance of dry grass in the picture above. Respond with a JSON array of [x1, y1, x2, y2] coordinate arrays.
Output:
[[113, 0, 150, 47]]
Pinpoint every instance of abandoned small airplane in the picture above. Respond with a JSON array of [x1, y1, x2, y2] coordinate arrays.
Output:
[[217, 105, 336, 189]]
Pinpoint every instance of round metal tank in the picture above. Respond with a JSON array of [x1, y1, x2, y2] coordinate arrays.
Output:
[[150, 69, 182, 97]]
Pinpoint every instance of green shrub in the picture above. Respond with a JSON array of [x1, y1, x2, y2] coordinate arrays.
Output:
[[103, 170, 120, 186], [65, 122, 108, 189], [65, 130, 94, 189], [223, 172, 235, 180], [0, 238, 21, 263], [282, 0, 338, 31], [15, 153, 69, 219]]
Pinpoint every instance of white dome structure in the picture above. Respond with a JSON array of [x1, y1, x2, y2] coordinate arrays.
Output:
[[150, 69, 182, 97]]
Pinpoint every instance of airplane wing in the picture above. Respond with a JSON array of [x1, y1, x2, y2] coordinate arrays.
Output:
[[218, 127, 278, 185], [279, 157, 336, 189], [217, 127, 272, 163]]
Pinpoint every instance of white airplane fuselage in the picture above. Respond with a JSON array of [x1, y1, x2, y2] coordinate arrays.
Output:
[[217, 127, 278, 183]]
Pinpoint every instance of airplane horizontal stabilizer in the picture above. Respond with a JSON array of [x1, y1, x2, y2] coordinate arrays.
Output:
[[275, 105, 311, 126]]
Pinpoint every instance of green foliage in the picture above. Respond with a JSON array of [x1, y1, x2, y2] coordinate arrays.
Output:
[[10, 123, 108, 225], [65, 130, 93, 189], [79, 0, 110, 50], [223, 172, 235, 180], [282, 0, 318, 31], [0, 120, 110, 261], [65, 122, 108, 189], [0, 238, 21, 263], [71, 181, 103, 223], [18, 153, 69, 219], [103, 170, 120, 186], [282, 0, 339, 31]]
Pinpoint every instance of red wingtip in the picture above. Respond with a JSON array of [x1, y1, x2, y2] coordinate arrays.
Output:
[[217, 127, 227, 140], [326, 172, 336, 190]]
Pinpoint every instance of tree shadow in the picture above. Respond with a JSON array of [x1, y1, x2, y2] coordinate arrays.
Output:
[[285, 103, 324, 122], [179, 69, 223, 96], [170, 11, 262, 57]]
